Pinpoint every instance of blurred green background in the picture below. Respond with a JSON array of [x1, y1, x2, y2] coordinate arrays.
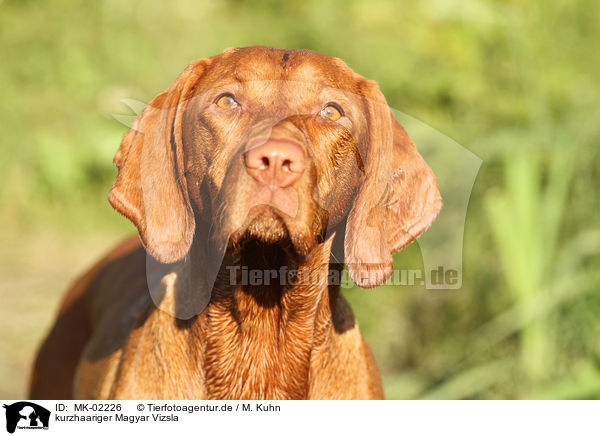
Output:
[[1, 0, 599, 399]]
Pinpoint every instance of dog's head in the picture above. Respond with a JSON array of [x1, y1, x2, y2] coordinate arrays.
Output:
[[109, 46, 441, 288]]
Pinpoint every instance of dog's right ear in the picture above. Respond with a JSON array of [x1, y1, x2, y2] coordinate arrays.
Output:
[[109, 60, 209, 264]]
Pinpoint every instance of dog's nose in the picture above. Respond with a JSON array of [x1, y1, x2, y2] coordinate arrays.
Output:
[[245, 139, 305, 188]]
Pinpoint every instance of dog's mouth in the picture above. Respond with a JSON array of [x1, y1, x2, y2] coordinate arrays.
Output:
[[242, 206, 290, 244], [226, 204, 311, 260]]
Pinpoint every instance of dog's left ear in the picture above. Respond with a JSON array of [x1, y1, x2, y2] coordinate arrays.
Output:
[[345, 80, 442, 288]]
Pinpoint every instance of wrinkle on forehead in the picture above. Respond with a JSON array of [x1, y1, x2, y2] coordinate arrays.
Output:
[[201, 47, 362, 95]]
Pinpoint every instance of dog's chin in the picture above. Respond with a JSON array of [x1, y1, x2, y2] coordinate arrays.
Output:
[[227, 205, 311, 259], [245, 207, 290, 245]]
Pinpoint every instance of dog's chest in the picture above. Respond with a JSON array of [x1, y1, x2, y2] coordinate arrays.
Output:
[[202, 299, 317, 400]]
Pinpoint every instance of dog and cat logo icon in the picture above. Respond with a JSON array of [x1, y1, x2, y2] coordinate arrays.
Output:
[[2, 402, 50, 433]]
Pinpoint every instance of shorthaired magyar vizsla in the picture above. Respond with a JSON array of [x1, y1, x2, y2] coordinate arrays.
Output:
[[30, 46, 441, 400]]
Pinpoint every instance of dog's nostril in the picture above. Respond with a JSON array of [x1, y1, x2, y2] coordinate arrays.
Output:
[[282, 159, 292, 171]]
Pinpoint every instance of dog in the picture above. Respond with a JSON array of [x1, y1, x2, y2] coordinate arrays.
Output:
[[30, 46, 441, 399]]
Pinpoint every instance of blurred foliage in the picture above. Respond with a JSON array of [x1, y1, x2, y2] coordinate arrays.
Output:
[[1, 0, 599, 398]]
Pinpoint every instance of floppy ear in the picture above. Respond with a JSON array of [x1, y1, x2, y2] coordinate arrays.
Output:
[[345, 81, 442, 288], [109, 60, 207, 263]]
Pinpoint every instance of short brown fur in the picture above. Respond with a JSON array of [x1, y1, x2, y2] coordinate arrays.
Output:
[[30, 47, 441, 400]]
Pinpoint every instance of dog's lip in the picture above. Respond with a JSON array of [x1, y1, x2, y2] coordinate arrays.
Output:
[[225, 205, 311, 255], [248, 204, 293, 236], [246, 183, 299, 218], [228, 204, 287, 236]]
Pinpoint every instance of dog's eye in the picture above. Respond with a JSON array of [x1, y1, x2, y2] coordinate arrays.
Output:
[[320, 104, 343, 121], [215, 94, 239, 110]]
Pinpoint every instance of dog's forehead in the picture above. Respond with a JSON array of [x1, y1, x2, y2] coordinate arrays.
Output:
[[207, 47, 361, 93]]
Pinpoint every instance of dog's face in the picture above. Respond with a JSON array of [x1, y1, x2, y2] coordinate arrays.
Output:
[[182, 48, 370, 258], [109, 47, 442, 288]]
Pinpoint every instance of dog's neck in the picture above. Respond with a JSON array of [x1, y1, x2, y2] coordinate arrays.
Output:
[[127, 231, 357, 399], [157, 235, 338, 399]]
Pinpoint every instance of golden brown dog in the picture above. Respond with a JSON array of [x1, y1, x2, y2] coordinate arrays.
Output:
[[30, 46, 441, 400]]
